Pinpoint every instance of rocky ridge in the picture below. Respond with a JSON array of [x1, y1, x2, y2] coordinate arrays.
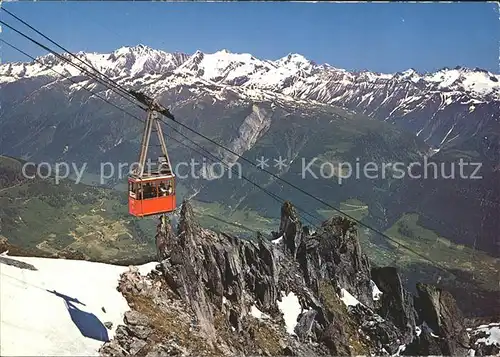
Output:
[[99, 200, 488, 357]]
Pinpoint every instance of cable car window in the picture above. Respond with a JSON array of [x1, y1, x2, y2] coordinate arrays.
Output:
[[152, 181, 159, 198], [139, 184, 144, 200], [142, 182, 155, 199], [129, 182, 137, 198]]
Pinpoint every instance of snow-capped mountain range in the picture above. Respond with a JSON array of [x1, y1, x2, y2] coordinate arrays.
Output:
[[1, 44, 499, 153]]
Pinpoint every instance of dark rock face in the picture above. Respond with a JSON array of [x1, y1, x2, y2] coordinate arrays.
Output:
[[404, 283, 471, 356], [350, 303, 402, 354], [0, 255, 38, 270], [278, 201, 303, 259], [281, 203, 373, 309], [316, 216, 373, 309], [405, 326, 446, 356], [100, 200, 480, 356], [371, 267, 417, 344]]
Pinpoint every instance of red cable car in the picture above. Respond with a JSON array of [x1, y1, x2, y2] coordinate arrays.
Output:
[[128, 107, 176, 217]]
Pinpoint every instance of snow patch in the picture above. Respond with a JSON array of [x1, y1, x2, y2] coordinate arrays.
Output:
[[393, 344, 406, 356], [472, 323, 500, 346], [0, 255, 156, 356], [439, 123, 456, 146], [370, 280, 383, 301], [137, 262, 158, 276], [272, 235, 283, 244], [422, 321, 440, 338], [340, 288, 360, 307], [277, 291, 302, 335], [429, 147, 441, 156], [250, 305, 270, 320], [114, 138, 123, 147], [462, 72, 500, 99]]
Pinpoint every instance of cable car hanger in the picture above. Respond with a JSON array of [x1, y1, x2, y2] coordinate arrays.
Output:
[[128, 93, 177, 218], [129, 90, 175, 121]]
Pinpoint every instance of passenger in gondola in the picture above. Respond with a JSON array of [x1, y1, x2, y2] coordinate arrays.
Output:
[[159, 182, 168, 197]]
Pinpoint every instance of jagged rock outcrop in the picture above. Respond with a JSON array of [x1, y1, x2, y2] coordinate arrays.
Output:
[[100, 200, 481, 357], [278, 201, 303, 260], [404, 283, 471, 356], [371, 267, 417, 344], [280, 202, 373, 309]]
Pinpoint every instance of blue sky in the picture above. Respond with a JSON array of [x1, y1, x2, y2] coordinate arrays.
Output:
[[1, 1, 498, 73]]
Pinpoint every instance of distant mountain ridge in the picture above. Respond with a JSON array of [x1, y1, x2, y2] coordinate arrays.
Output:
[[1, 44, 498, 155]]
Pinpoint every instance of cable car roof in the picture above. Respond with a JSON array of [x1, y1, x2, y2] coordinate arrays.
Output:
[[128, 173, 175, 182]]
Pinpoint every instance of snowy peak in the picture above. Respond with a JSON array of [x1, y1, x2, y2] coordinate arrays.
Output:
[[423, 67, 500, 98], [175, 49, 275, 86], [275, 53, 314, 68], [403, 68, 418, 75], [395, 68, 421, 82], [0, 45, 191, 81], [106, 45, 189, 77], [113, 44, 152, 54], [1, 46, 499, 104]]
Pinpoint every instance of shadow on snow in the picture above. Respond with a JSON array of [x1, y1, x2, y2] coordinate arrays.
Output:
[[46, 289, 110, 342]]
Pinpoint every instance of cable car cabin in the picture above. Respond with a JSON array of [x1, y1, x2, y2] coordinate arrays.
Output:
[[128, 104, 177, 217], [128, 175, 176, 217]]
